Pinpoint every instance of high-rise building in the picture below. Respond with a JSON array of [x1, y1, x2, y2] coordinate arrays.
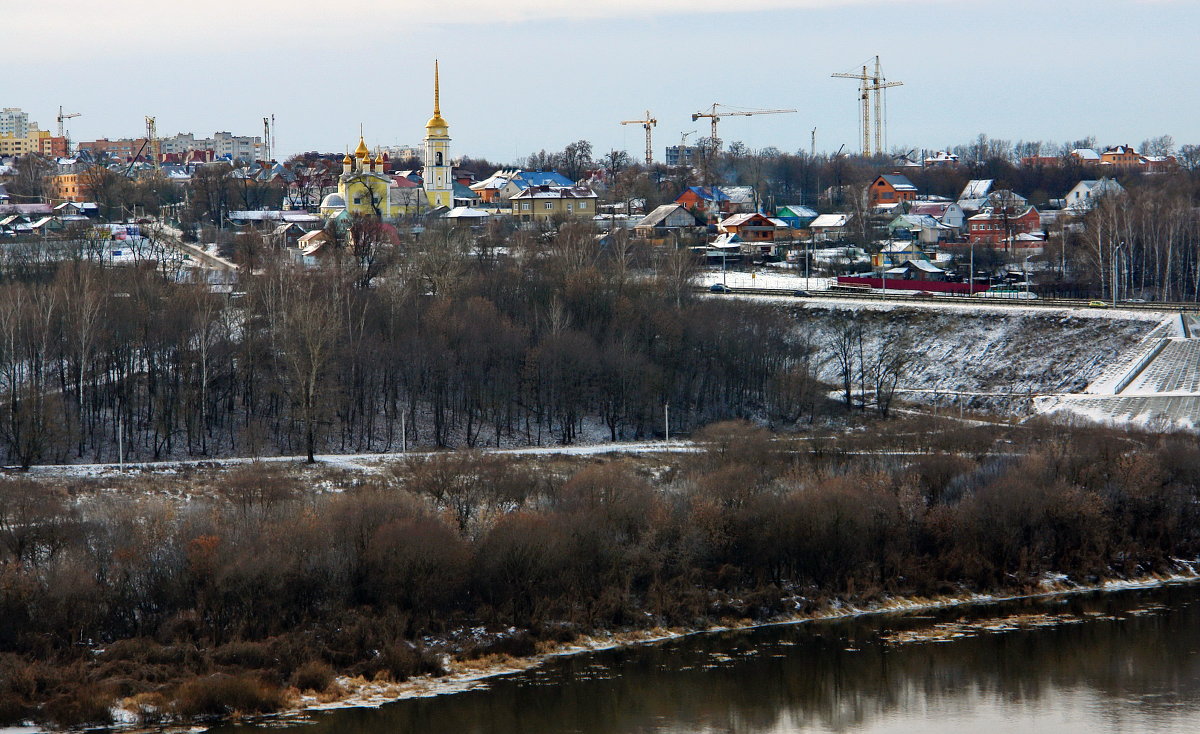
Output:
[[665, 145, 698, 167], [0, 108, 31, 138]]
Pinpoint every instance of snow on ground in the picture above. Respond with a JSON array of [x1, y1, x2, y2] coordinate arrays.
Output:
[[777, 302, 1156, 413]]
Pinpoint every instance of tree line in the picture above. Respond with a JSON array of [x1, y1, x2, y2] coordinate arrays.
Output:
[[0, 224, 811, 467], [1, 418, 1197, 727]]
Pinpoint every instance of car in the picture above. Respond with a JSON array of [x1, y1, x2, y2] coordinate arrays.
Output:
[[792, 289, 812, 297], [709, 283, 733, 293], [911, 291, 935, 299], [1088, 300, 1110, 308], [1124, 298, 1147, 304]]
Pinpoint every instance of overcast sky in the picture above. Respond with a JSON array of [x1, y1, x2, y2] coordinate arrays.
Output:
[[6, 0, 1194, 163]]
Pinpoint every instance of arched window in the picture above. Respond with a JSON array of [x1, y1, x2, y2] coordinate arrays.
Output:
[[435, 152, 443, 166]]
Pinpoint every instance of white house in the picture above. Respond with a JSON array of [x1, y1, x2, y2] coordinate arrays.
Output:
[[1064, 177, 1125, 213]]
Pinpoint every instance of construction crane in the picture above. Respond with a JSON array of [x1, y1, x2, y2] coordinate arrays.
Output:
[[831, 55, 903, 157], [619, 110, 656, 165], [57, 106, 80, 154], [690, 103, 797, 142], [145, 116, 160, 171]]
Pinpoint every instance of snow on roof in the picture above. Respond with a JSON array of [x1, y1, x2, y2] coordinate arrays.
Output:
[[719, 212, 773, 228], [720, 186, 755, 204], [777, 204, 818, 219], [1072, 148, 1101, 160], [444, 206, 490, 219], [810, 214, 849, 228], [880, 174, 917, 191], [959, 179, 993, 200], [510, 185, 597, 200]]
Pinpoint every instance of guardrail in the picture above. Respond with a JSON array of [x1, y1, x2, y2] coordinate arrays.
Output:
[[699, 286, 1200, 313]]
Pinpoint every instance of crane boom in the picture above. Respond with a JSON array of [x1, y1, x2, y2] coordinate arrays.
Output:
[[831, 56, 902, 156], [56, 106, 81, 154], [619, 110, 657, 165], [690, 103, 797, 141]]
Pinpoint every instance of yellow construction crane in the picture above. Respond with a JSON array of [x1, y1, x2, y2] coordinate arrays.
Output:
[[145, 116, 160, 171], [620, 110, 656, 165], [56, 106, 80, 153], [831, 55, 902, 157], [690, 103, 797, 142]]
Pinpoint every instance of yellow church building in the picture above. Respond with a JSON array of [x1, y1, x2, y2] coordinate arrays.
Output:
[[320, 61, 454, 221]]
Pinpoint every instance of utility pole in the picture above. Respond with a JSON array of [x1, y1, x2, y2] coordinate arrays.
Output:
[[810, 127, 816, 157]]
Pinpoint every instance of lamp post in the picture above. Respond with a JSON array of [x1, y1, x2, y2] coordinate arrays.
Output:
[[1023, 254, 1032, 298], [1112, 241, 1124, 306]]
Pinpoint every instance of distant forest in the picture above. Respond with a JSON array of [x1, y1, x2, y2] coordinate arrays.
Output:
[[0, 223, 821, 467]]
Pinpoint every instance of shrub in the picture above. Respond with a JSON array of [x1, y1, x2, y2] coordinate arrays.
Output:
[[42, 688, 114, 729], [173, 674, 287, 719], [291, 660, 335, 693], [212, 640, 275, 670]]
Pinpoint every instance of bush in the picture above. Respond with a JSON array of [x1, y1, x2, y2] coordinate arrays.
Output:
[[356, 643, 443, 682], [291, 660, 335, 693], [42, 688, 114, 729], [173, 674, 287, 719], [212, 640, 275, 670]]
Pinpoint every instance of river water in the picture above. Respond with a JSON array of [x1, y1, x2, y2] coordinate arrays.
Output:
[[212, 583, 1200, 734]]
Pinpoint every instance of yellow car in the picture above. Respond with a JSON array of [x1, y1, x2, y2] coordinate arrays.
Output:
[[1088, 300, 1110, 308]]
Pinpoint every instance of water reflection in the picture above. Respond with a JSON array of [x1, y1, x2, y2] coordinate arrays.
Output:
[[211, 585, 1200, 734]]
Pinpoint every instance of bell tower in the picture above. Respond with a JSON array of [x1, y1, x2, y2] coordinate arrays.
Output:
[[423, 60, 453, 208]]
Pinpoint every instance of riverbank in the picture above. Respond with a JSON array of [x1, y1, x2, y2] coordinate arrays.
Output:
[[189, 566, 1200, 734]]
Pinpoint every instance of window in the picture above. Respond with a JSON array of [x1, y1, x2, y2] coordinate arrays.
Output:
[[522, 202, 530, 211], [544, 202, 553, 210], [579, 201, 587, 210], [567, 203, 573, 212]]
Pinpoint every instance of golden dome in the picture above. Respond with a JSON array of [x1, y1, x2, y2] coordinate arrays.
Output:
[[342, 153, 353, 164], [354, 136, 369, 158]]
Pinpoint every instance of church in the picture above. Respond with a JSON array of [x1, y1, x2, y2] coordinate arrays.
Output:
[[319, 61, 453, 220]]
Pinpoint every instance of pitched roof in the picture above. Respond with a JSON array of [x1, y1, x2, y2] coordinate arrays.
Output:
[[776, 204, 818, 219], [637, 204, 694, 228], [879, 174, 917, 191], [510, 185, 597, 200], [959, 179, 993, 200], [810, 213, 850, 228]]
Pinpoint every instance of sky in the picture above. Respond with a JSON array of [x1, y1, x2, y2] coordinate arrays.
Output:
[[6, 0, 1196, 163]]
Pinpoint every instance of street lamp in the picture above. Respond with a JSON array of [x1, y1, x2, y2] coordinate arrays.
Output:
[[1023, 254, 1032, 298], [1112, 241, 1124, 306]]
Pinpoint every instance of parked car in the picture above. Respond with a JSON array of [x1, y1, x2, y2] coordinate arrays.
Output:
[[911, 291, 935, 299], [1088, 300, 1110, 308], [792, 289, 812, 297], [709, 283, 733, 293]]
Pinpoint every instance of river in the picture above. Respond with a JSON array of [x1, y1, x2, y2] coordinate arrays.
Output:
[[211, 583, 1200, 734]]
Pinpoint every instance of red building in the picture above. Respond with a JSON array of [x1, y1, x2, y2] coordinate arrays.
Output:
[[967, 206, 1042, 246]]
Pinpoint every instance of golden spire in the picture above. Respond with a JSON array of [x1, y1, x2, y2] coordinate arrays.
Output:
[[426, 59, 448, 131], [354, 134, 369, 159]]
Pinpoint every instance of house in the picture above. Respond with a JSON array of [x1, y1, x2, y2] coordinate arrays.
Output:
[[874, 241, 929, 268], [674, 186, 756, 217], [1070, 148, 1101, 165], [1101, 145, 1140, 167], [774, 204, 818, 229], [908, 201, 966, 234], [887, 214, 946, 245], [957, 179, 994, 212], [717, 212, 787, 245], [270, 222, 307, 248], [923, 150, 959, 166], [883, 259, 946, 281], [497, 171, 576, 201], [1064, 177, 1125, 213], [868, 174, 918, 208], [634, 204, 699, 238], [967, 206, 1043, 246], [509, 185, 598, 223], [809, 213, 852, 242]]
